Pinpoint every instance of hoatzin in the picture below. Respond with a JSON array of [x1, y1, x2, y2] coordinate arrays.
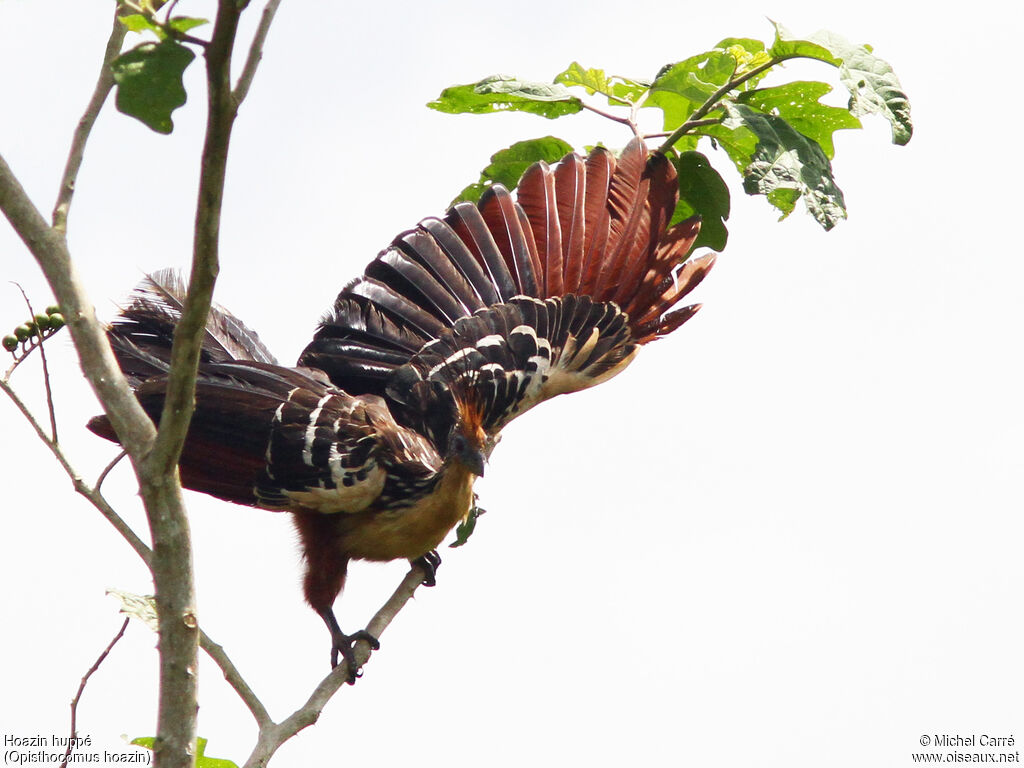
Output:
[[89, 138, 715, 681]]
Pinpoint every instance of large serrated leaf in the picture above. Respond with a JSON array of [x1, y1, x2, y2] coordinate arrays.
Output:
[[770, 23, 912, 145], [702, 103, 847, 230], [670, 151, 730, 251], [737, 81, 861, 158], [110, 40, 194, 134], [646, 51, 736, 131], [451, 136, 575, 205], [428, 75, 583, 119]]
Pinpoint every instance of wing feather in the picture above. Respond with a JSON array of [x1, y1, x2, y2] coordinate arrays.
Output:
[[517, 161, 563, 296], [554, 154, 587, 293]]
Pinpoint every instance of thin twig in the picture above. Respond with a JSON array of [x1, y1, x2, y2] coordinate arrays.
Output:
[[171, 30, 211, 48], [12, 283, 58, 442], [52, 9, 127, 233], [581, 102, 634, 127], [96, 449, 128, 494], [0, 378, 152, 566], [241, 565, 430, 768], [60, 618, 131, 768], [233, 0, 283, 108], [200, 630, 273, 728], [163, 0, 183, 20]]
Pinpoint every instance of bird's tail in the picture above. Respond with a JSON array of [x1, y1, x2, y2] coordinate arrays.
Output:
[[87, 271, 302, 503], [104, 269, 278, 386]]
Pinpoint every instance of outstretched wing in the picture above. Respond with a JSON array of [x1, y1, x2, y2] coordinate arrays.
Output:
[[300, 138, 714, 441]]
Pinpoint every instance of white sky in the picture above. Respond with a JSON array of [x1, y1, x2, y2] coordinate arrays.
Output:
[[1, 2, 1021, 767]]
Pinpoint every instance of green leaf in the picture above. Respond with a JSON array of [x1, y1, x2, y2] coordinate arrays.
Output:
[[702, 103, 846, 229], [428, 75, 583, 119], [770, 23, 912, 145], [670, 151, 730, 251], [451, 136, 575, 205], [715, 37, 773, 90], [167, 16, 208, 35], [195, 738, 238, 768], [610, 76, 651, 103], [111, 40, 194, 134], [131, 737, 237, 768], [737, 81, 861, 158], [450, 503, 486, 548], [555, 62, 650, 104], [119, 13, 163, 37], [555, 62, 612, 95], [646, 51, 736, 131]]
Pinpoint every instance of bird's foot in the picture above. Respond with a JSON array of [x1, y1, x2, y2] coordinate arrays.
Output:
[[411, 550, 442, 587], [329, 628, 380, 684]]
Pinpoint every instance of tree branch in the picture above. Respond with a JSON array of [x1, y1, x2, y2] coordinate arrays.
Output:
[[136, 2, 249, 763], [241, 565, 430, 768], [146, 0, 241, 479], [0, 378, 152, 566], [52, 8, 127, 233], [233, 0, 283, 106], [60, 618, 131, 768], [1, 367, 271, 748], [0, 153, 157, 459], [200, 630, 273, 729]]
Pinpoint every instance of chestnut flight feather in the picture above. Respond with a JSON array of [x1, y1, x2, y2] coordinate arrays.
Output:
[[89, 138, 715, 681]]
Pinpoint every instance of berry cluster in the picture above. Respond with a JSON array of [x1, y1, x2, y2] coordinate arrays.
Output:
[[3, 305, 65, 357]]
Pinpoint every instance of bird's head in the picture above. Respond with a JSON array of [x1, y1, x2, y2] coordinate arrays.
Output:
[[446, 399, 489, 477]]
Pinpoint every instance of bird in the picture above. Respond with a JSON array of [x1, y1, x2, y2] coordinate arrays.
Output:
[[88, 137, 715, 681]]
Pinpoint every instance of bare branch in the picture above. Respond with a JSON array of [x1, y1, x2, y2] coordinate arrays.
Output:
[[52, 9, 127, 233], [0, 153, 157, 459], [139, 2, 248, 763], [0, 378, 152, 566], [200, 631, 273, 728], [233, 0, 284, 105], [241, 565, 430, 768], [146, 0, 242, 480], [581, 102, 634, 127], [60, 618, 131, 768], [96, 450, 128, 494]]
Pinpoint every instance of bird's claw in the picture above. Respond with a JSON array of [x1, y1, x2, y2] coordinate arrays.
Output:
[[412, 550, 442, 587], [329, 628, 380, 684]]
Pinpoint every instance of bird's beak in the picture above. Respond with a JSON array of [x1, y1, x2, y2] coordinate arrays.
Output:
[[465, 449, 486, 477]]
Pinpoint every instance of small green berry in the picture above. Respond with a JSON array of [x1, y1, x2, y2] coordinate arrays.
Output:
[[45, 304, 61, 316], [48, 313, 65, 330], [14, 323, 32, 341], [2, 334, 18, 352], [34, 313, 50, 331]]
